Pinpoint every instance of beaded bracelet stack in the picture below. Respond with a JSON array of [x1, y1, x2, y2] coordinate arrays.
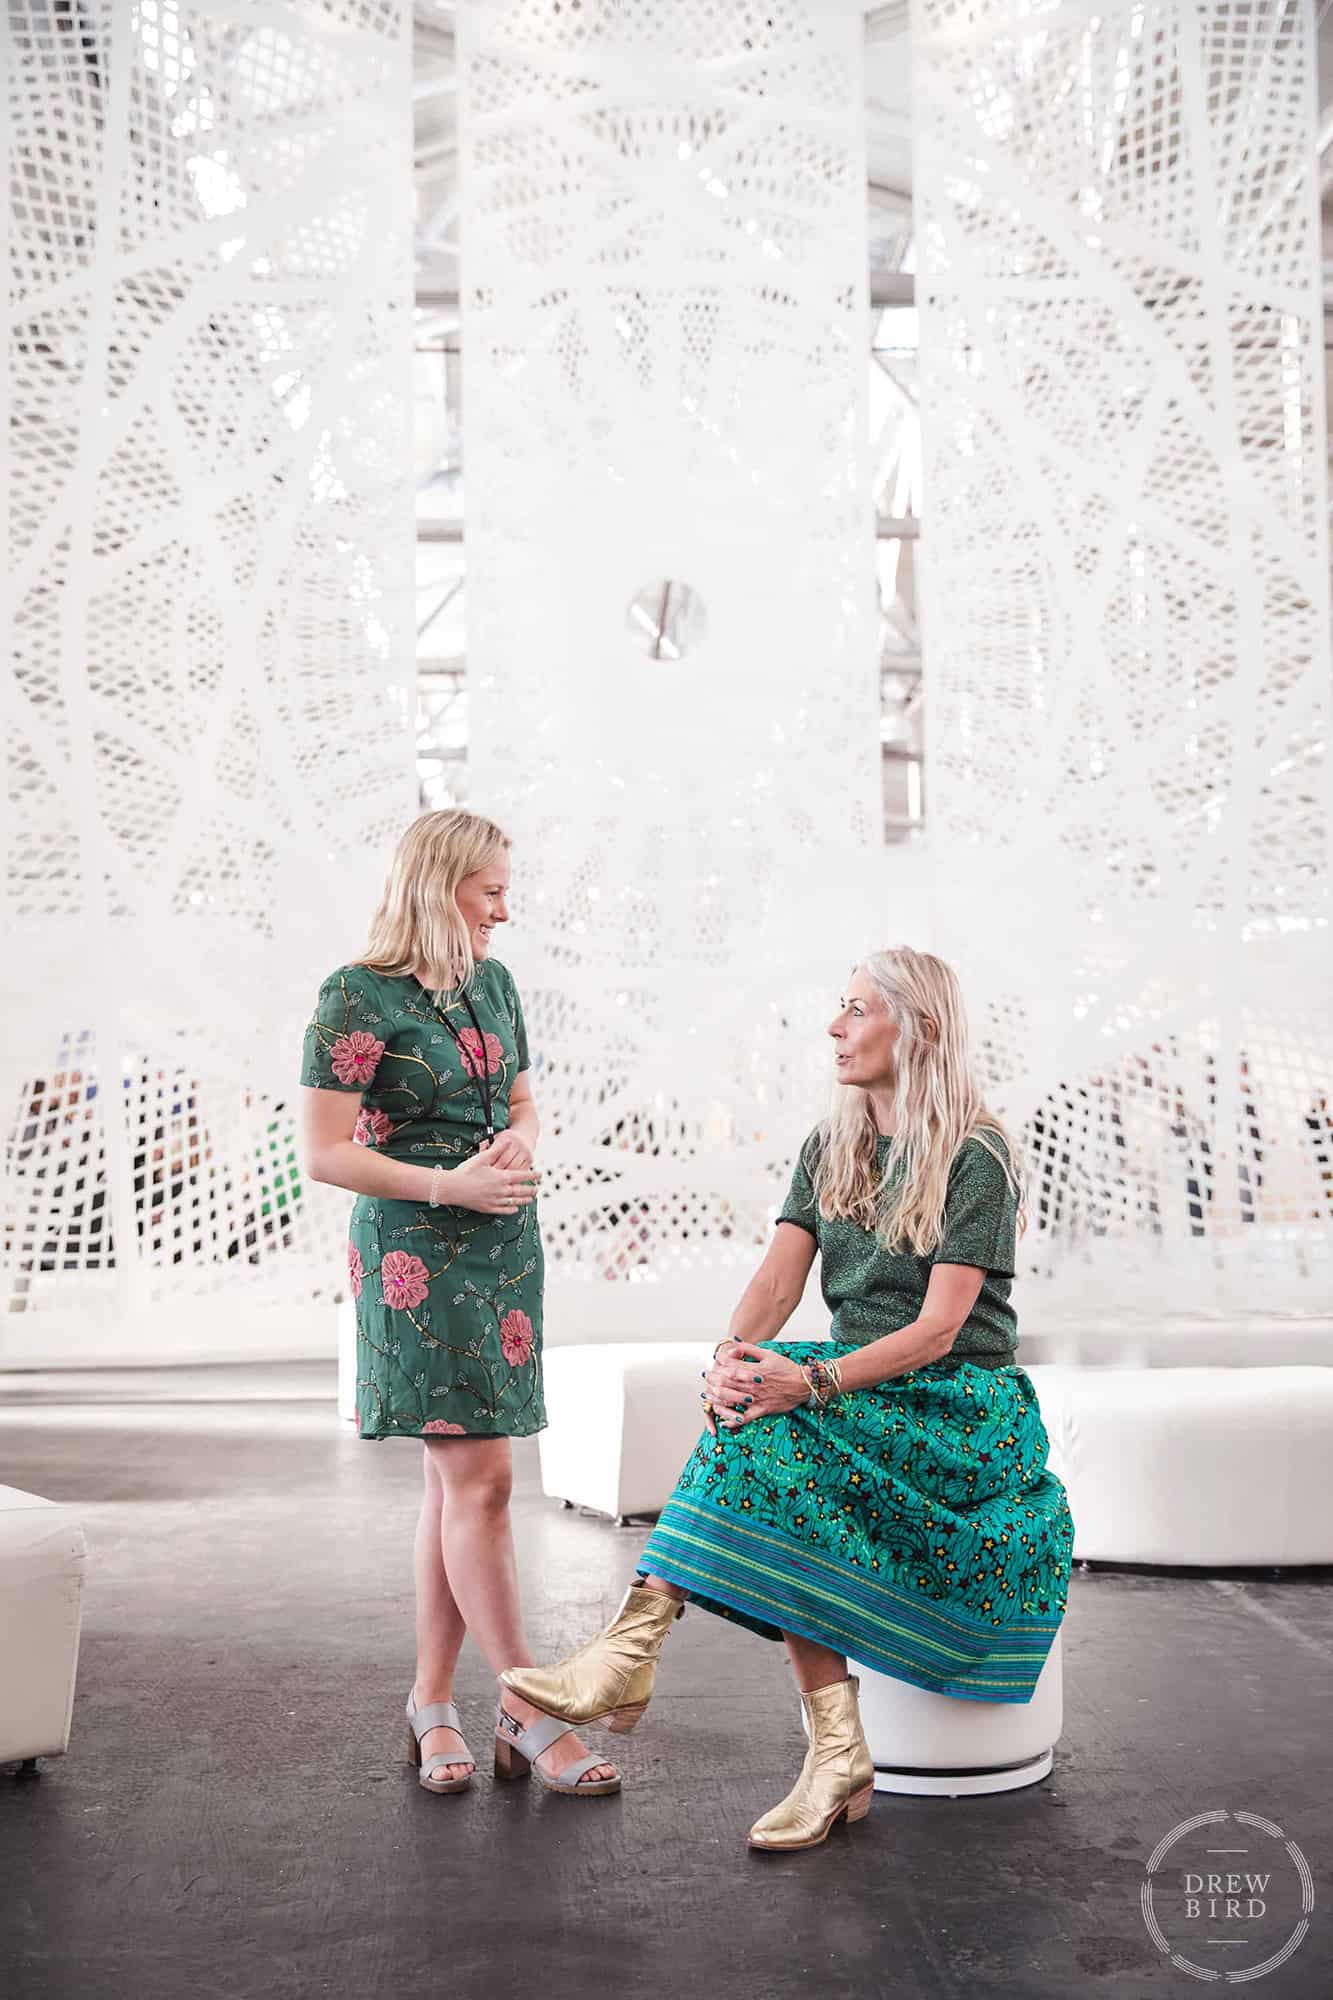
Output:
[[702, 1340, 845, 1418], [799, 1354, 844, 1411]]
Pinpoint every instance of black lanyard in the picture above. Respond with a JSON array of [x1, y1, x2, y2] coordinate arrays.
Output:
[[418, 979, 495, 1140]]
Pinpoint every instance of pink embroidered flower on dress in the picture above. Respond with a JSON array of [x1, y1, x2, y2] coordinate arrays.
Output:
[[354, 1408, 362, 1431], [347, 1242, 364, 1299], [499, 1308, 534, 1368], [422, 1419, 467, 1434], [457, 1028, 504, 1079], [354, 1107, 394, 1147], [380, 1250, 430, 1311], [330, 1030, 385, 1086]]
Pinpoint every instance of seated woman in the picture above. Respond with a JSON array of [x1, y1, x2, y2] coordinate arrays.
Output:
[[501, 946, 1075, 1853]]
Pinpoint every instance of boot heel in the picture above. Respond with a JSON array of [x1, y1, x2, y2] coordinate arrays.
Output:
[[493, 1734, 532, 1782], [845, 1784, 874, 1824], [605, 1703, 647, 1735]]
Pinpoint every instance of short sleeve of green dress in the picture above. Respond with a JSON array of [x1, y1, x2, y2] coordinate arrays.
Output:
[[299, 957, 545, 1442], [493, 960, 531, 1072], [936, 1136, 1018, 1278], [776, 1135, 820, 1236], [300, 965, 388, 1093]]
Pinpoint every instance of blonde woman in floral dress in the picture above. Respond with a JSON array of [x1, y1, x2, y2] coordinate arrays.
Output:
[[300, 809, 619, 1799]]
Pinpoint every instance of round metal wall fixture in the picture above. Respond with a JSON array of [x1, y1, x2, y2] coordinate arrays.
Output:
[[626, 579, 707, 661]]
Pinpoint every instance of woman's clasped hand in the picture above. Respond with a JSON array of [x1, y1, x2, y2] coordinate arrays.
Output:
[[701, 1339, 811, 1436], [447, 1148, 541, 1214]]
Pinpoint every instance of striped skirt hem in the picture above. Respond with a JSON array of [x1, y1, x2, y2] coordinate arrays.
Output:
[[639, 1493, 1062, 1705]]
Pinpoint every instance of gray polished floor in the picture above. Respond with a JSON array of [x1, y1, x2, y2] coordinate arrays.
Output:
[[2, 1364, 1330, 2000]]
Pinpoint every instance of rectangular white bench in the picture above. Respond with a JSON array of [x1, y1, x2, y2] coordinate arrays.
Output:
[[0, 1485, 87, 1768], [538, 1341, 717, 1520]]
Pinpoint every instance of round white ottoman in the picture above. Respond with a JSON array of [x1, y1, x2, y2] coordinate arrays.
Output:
[[817, 1632, 1064, 1798]]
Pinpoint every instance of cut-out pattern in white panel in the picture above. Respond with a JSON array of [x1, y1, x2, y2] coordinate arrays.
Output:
[[911, 0, 1333, 1327], [3, 1, 416, 1354], [459, 1, 881, 1297]]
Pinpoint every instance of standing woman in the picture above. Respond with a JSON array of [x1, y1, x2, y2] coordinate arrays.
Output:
[[299, 809, 620, 1798], [503, 947, 1075, 1850]]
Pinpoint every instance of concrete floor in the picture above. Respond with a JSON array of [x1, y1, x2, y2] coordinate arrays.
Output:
[[2, 1364, 1331, 2000]]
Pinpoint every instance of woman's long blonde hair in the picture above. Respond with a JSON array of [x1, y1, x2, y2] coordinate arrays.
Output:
[[360, 808, 511, 997], [813, 947, 1028, 1256]]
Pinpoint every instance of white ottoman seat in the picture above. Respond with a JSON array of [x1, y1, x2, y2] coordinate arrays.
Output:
[[1025, 1364, 1333, 1566], [0, 1485, 87, 1769], [839, 1632, 1064, 1797]]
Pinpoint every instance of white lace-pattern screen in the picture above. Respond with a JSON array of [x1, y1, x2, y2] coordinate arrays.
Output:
[[912, 0, 1333, 1327], [4, 2, 416, 1355], [458, 1, 883, 1297]]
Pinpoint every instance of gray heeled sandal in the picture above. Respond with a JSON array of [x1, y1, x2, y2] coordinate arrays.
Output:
[[406, 1692, 475, 1794], [493, 1695, 622, 1797]]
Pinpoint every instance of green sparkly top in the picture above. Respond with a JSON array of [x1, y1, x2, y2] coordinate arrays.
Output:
[[777, 1130, 1020, 1365]]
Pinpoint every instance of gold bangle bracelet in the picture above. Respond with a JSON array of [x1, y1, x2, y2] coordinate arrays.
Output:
[[799, 1362, 833, 1411]]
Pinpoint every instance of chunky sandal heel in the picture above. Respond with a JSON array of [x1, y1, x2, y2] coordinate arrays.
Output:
[[493, 1733, 531, 1782], [494, 1695, 621, 1797], [405, 1692, 475, 1795]]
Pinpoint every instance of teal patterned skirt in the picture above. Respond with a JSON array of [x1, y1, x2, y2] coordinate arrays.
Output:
[[637, 1342, 1074, 1704]]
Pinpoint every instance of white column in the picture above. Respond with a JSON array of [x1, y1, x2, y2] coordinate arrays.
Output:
[[912, 1, 1333, 1328], [459, 3, 881, 1324], [2, 2, 416, 1362]]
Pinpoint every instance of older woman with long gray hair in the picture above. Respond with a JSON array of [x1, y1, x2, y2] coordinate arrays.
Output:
[[501, 946, 1075, 1852]]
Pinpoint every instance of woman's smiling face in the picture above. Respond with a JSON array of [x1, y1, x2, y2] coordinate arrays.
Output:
[[455, 851, 510, 960], [827, 964, 899, 1090]]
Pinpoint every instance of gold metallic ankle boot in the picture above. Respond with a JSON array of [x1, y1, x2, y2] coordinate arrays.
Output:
[[499, 1584, 685, 1733], [747, 1675, 876, 1853]]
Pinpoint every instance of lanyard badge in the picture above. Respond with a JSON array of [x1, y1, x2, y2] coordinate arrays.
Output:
[[418, 978, 496, 1141]]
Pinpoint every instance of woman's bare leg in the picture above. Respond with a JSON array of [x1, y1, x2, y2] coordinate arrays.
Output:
[[783, 1630, 849, 1693], [429, 1436, 615, 1785], [635, 1572, 687, 1601], [410, 1443, 473, 1779]]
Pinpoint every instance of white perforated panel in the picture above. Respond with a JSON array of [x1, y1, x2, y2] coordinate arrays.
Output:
[[458, 1, 882, 1298], [911, 0, 1333, 1325], [3, 1, 416, 1355]]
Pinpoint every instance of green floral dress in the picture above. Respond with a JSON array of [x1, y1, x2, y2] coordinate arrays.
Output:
[[638, 1130, 1075, 1703], [299, 959, 545, 1441]]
